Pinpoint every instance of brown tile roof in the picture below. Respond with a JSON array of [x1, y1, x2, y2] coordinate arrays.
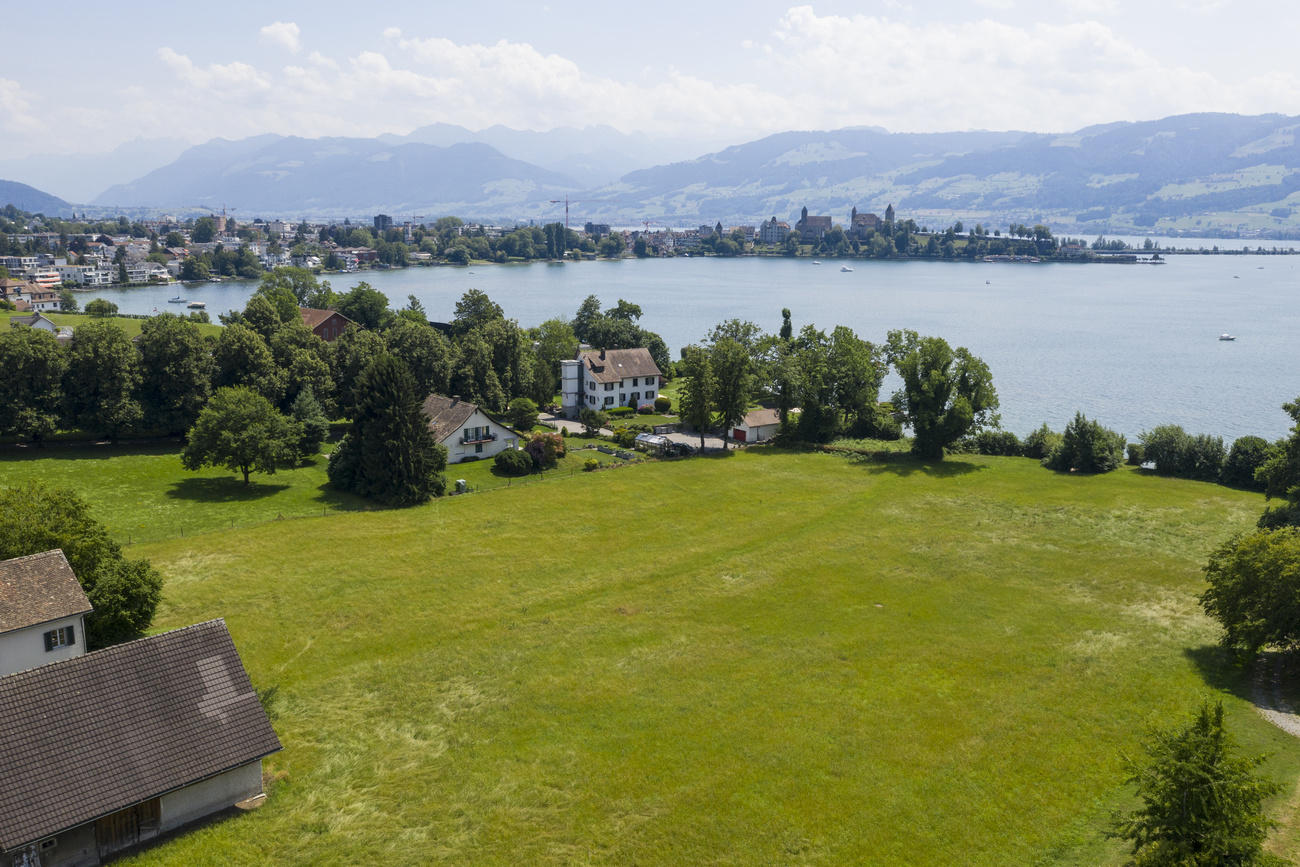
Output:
[[0, 550, 91, 634], [740, 408, 781, 428], [579, 348, 661, 385], [0, 619, 281, 850], [299, 307, 353, 330], [421, 394, 481, 443]]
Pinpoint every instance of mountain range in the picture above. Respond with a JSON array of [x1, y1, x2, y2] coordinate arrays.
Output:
[[6, 113, 1300, 236]]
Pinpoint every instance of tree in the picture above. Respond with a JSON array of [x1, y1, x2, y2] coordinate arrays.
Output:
[[0, 482, 162, 648], [1109, 700, 1282, 866], [384, 319, 453, 399], [605, 299, 642, 322], [1201, 528, 1300, 657], [678, 346, 717, 451], [259, 265, 322, 305], [136, 313, 213, 434], [507, 397, 539, 431], [85, 298, 118, 317], [579, 407, 608, 436], [191, 217, 216, 243], [452, 289, 504, 335], [335, 282, 391, 331], [1257, 398, 1300, 528], [181, 387, 299, 484], [1141, 425, 1191, 475], [709, 338, 752, 450], [288, 385, 330, 462], [1043, 412, 1125, 473], [332, 325, 388, 418], [887, 330, 999, 460], [212, 323, 284, 403], [59, 289, 78, 312], [63, 322, 142, 439], [1221, 436, 1275, 491], [0, 327, 65, 441], [571, 295, 604, 343], [328, 354, 446, 505], [180, 256, 210, 281]]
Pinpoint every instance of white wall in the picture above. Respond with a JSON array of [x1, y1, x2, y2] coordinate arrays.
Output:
[[0, 615, 86, 677], [442, 409, 518, 464], [160, 761, 263, 833]]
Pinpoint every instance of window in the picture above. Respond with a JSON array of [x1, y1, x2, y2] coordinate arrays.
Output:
[[44, 625, 75, 651], [588, 396, 596, 405], [631, 377, 639, 386], [475, 443, 483, 454], [604, 382, 614, 391], [645, 390, 655, 400], [631, 392, 640, 402], [604, 396, 614, 406], [588, 381, 595, 391]]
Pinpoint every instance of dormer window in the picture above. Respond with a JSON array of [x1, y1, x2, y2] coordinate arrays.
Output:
[[44, 626, 75, 651]]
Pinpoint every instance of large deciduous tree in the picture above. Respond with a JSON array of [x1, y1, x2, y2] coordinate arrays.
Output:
[[384, 319, 454, 399], [709, 337, 752, 450], [328, 354, 446, 506], [1109, 700, 1282, 866], [136, 313, 213, 434], [212, 323, 284, 403], [335, 282, 392, 331], [678, 345, 717, 451], [1258, 397, 1300, 528], [181, 386, 299, 484], [1201, 528, 1300, 657], [887, 329, 998, 460], [63, 321, 142, 439], [0, 327, 66, 441], [0, 482, 162, 649]]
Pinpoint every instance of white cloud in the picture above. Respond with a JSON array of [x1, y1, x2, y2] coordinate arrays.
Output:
[[382, 26, 402, 39], [259, 21, 301, 54]]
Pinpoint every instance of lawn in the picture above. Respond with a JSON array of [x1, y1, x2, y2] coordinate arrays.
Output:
[[2, 310, 223, 338], [87, 449, 1300, 865]]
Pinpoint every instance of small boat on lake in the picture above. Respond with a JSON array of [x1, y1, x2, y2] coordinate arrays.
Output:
[[187, 301, 207, 310], [812, 260, 822, 265], [1219, 333, 1237, 341], [840, 265, 854, 272], [168, 296, 186, 303]]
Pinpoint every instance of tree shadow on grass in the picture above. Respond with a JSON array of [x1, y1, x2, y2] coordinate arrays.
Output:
[[856, 454, 986, 478], [166, 476, 290, 502], [1184, 643, 1252, 700]]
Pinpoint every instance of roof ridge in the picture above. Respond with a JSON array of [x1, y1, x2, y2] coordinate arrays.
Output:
[[0, 548, 65, 565], [0, 618, 229, 684]]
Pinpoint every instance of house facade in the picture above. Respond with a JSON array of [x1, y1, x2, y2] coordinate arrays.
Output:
[[560, 348, 662, 418], [299, 307, 355, 342], [0, 550, 92, 678], [0, 619, 280, 867], [795, 206, 832, 241], [422, 394, 519, 463], [758, 217, 790, 245]]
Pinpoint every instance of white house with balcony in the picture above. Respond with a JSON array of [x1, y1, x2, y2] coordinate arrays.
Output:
[[560, 348, 662, 419], [421, 394, 520, 463]]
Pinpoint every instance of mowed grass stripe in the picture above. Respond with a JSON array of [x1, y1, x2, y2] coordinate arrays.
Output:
[[114, 450, 1298, 865]]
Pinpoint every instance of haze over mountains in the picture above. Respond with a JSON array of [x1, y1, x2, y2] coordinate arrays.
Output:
[[8, 113, 1300, 237]]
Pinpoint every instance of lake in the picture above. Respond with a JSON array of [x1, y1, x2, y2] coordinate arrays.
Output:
[[83, 255, 1300, 441]]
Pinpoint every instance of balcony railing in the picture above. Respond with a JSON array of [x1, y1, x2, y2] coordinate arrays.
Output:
[[461, 432, 498, 445]]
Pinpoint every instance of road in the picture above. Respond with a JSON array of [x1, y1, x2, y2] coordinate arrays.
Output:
[[538, 412, 730, 452]]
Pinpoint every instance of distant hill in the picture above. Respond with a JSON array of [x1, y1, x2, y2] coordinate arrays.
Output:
[[0, 180, 72, 216], [93, 136, 580, 219], [0, 137, 189, 203], [582, 113, 1300, 236]]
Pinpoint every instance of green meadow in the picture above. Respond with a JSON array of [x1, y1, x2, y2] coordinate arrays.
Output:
[[28, 446, 1286, 865]]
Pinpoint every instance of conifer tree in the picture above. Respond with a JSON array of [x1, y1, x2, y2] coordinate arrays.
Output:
[[328, 354, 446, 506]]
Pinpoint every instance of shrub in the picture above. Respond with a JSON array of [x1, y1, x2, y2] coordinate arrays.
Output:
[[1021, 423, 1062, 460], [974, 429, 1021, 456], [494, 448, 532, 476], [1140, 425, 1191, 475], [607, 406, 634, 418], [612, 426, 636, 448], [85, 298, 118, 318], [1184, 433, 1227, 482], [524, 432, 564, 469], [578, 407, 607, 435], [1043, 412, 1125, 473], [1126, 442, 1144, 466], [584, 458, 599, 471], [654, 395, 671, 413], [1221, 436, 1274, 490], [506, 397, 538, 431], [1202, 528, 1300, 655], [560, 427, 569, 438], [637, 404, 654, 415]]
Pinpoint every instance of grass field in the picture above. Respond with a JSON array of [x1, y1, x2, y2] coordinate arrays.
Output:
[[49, 447, 1293, 865], [1, 310, 224, 338]]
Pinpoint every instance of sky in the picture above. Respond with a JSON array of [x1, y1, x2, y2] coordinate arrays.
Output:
[[4, 0, 1300, 159]]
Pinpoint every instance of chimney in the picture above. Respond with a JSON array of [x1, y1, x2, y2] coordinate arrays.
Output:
[[451, 395, 460, 405], [599, 348, 606, 360]]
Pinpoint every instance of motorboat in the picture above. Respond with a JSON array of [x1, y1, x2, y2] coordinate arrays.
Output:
[[1219, 333, 1237, 341], [812, 260, 822, 265], [168, 296, 186, 303], [187, 301, 207, 310], [840, 265, 854, 272]]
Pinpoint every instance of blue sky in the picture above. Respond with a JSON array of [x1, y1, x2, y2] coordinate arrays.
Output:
[[4, 0, 1298, 158]]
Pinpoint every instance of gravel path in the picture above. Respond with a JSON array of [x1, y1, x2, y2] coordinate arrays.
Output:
[[1252, 652, 1300, 738]]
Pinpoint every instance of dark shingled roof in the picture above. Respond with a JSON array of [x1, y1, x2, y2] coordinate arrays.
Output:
[[0, 619, 281, 850], [421, 394, 481, 443], [579, 348, 661, 385], [299, 307, 354, 330], [0, 550, 92, 634]]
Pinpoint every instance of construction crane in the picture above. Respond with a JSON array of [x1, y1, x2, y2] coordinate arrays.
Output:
[[548, 196, 577, 232]]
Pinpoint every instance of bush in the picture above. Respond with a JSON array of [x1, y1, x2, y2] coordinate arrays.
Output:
[[1202, 528, 1300, 655], [637, 404, 654, 415], [612, 426, 636, 448], [524, 432, 564, 469], [578, 407, 607, 436], [494, 448, 532, 476], [1221, 436, 1274, 490], [1185, 433, 1227, 482], [654, 395, 671, 413], [1043, 412, 1125, 473], [607, 406, 634, 418], [1126, 442, 1144, 466], [853, 403, 903, 441], [85, 298, 118, 318], [974, 429, 1021, 456], [506, 397, 538, 431], [584, 458, 599, 471], [1021, 423, 1062, 460], [560, 427, 569, 438]]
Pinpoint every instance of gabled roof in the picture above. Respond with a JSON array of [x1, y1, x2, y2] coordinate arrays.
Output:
[[299, 307, 353, 330], [740, 408, 781, 428], [422, 394, 503, 443], [579, 348, 661, 384], [0, 550, 91, 634], [0, 619, 281, 850], [8, 312, 55, 330]]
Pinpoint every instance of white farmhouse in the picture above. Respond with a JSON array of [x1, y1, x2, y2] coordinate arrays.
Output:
[[560, 348, 662, 418], [0, 550, 92, 677], [422, 394, 520, 463]]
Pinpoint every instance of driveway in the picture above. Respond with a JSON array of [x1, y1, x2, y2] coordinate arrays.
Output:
[[539, 412, 730, 452]]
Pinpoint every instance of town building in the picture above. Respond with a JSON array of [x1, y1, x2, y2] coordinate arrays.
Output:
[[758, 217, 790, 244], [421, 394, 520, 463], [849, 207, 882, 239], [373, 214, 393, 233], [795, 207, 833, 241], [583, 222, 611, 237], [560, 348, 662, 417]]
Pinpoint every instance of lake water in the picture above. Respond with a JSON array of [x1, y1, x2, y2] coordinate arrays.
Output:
[[84, 255, 1300, 442]]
